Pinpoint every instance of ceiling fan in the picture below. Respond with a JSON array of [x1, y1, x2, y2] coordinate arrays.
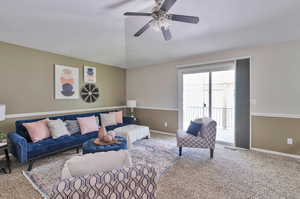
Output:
[[124, 0, 199, 41]]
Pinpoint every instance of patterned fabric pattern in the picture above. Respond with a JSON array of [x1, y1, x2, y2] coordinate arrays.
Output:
[[177, 118, 217, 149], [50, 165, 158, 199], [65, 120, 80, 134]]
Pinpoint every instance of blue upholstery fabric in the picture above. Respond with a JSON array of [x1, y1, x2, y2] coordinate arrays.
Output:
[[186, 121, 202, 136], [28, 131, 99, 159], [9, 111, 132, 164], [8, 133, 29, 164], [82, 136, 127, 154], [123, 116, 135, 125]]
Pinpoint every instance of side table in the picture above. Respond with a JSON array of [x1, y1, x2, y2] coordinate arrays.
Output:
[[0, 143, 11, 174]]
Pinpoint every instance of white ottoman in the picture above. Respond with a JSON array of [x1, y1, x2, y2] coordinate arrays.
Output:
[[114, 125, 150, 148]]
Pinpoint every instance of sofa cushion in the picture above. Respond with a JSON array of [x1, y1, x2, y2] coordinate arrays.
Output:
[[72, 131, 98, 143], [61, 150, 132, 179], [65, 120, 80, 134], [115, 111, 123, 124], [77, 116, 99, 134], [28, 131, 98, 159], [28, 135, 81, 159], [100, 113, 117, 127], [15, 116, 65, 142], [23, 119, 51, 143], [48, 119, 70, 139]]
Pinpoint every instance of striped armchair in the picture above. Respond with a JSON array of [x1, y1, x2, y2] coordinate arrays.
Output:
[[50, 165, 158, 199], [176, 118, 217, 158]]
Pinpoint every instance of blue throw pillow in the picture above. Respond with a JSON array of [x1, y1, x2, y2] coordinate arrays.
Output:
[[186, 121, 202, 136]]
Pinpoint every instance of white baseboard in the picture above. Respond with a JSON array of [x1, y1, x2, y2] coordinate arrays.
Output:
[[150, 130, 176, 136], [251, 147, 300, 159]]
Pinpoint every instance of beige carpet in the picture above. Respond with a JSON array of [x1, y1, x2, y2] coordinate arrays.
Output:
[[1, 133, 300, 199]]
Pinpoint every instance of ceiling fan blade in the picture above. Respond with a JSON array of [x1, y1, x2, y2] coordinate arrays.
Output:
[[134, 20, 154, 37], [124, 12, 152, 16], [168, 14, 199, 24], [161, 26, 172, 41], [160, 0, 177, 12]]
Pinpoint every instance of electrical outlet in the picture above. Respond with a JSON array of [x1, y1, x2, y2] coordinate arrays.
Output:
[[164, 122, 168, 128], [287, 138, 293, 145]]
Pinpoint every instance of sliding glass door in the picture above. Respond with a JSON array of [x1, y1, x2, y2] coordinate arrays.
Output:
[[211, 70, 235, 144], [180, 65, 235, 144], [183, 72, 209, 129]]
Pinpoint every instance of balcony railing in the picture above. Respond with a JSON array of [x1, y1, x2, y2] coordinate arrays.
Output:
[[183, 106, 234, 129]]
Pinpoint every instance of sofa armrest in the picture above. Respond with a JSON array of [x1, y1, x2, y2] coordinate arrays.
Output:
[[50, 165, 158, 199], [8, 132, 29, 164], [123, 116, 135, 125]]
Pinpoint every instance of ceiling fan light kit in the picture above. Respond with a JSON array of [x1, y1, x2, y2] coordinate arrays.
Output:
[[124, 0, 199, 41]]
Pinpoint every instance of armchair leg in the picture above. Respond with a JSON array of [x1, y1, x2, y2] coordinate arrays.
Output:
[[210, 148, 214, 159], [28, 160, 34, 171], [179, 147, 182, 156]]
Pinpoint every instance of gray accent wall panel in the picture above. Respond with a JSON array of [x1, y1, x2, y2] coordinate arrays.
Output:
[[235, 59, 250, 149]]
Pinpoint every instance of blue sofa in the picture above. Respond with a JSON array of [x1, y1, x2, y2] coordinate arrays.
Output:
[[8, 111, 134, 170]]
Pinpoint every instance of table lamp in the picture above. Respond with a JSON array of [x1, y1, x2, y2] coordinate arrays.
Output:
[[127, 100, 136, 117]]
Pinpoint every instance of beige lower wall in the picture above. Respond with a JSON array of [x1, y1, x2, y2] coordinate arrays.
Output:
[[252, 116, 300, 155], [135, 108, 300, 156], [135, 108, 178, 134]]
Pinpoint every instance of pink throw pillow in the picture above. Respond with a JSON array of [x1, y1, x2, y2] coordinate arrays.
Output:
[[23, 119, 51, 143], [77, 116, 99, 134], [115, 111, 123, 124]]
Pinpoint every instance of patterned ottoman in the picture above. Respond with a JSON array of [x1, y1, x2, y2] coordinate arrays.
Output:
[[82, 136, 127, 154]]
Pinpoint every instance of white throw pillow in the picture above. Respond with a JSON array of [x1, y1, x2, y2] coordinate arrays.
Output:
[[100, 112, 117, 127], [47, 119, 70, 139], [61, 150, 132, 179]]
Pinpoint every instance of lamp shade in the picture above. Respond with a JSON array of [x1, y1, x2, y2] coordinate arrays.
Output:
[[0, 104, 6, 121], [127, 100, 136, 108]]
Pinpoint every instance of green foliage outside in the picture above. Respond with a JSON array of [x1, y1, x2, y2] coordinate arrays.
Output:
[[0, 132, 6, 141]]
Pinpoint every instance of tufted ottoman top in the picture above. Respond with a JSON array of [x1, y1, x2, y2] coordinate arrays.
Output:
[[82, 136, 127, 154]]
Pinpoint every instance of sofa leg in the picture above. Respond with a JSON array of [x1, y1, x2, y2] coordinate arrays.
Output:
[[28, 160, 34, 171], [210, 148, 214, 159], [179, 147, 182, 156], [76, 147, 80, 153]]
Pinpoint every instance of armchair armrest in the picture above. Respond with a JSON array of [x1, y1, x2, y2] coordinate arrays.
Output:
[[50, 165, 158, 199], [8, 132, 29, 164], [123, 116, 135, 125]]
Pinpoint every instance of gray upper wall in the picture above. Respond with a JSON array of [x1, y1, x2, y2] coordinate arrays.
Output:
[[0, 41, 126, 115], [127, 40, 300, 116]]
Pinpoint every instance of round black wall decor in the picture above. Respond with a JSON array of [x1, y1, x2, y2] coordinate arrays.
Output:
[[80, 84, 99, 103]]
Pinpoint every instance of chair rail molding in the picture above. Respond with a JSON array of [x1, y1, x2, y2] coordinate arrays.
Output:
[[251, 112, 300, 119], [6, 106, 127, 119]]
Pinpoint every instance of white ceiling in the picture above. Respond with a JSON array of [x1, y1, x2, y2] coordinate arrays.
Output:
[[1, 0, 300, 68]]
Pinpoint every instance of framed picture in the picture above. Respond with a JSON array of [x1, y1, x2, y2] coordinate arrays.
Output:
[[55, 65, 79, 99], [84, 66, 96, 83]]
